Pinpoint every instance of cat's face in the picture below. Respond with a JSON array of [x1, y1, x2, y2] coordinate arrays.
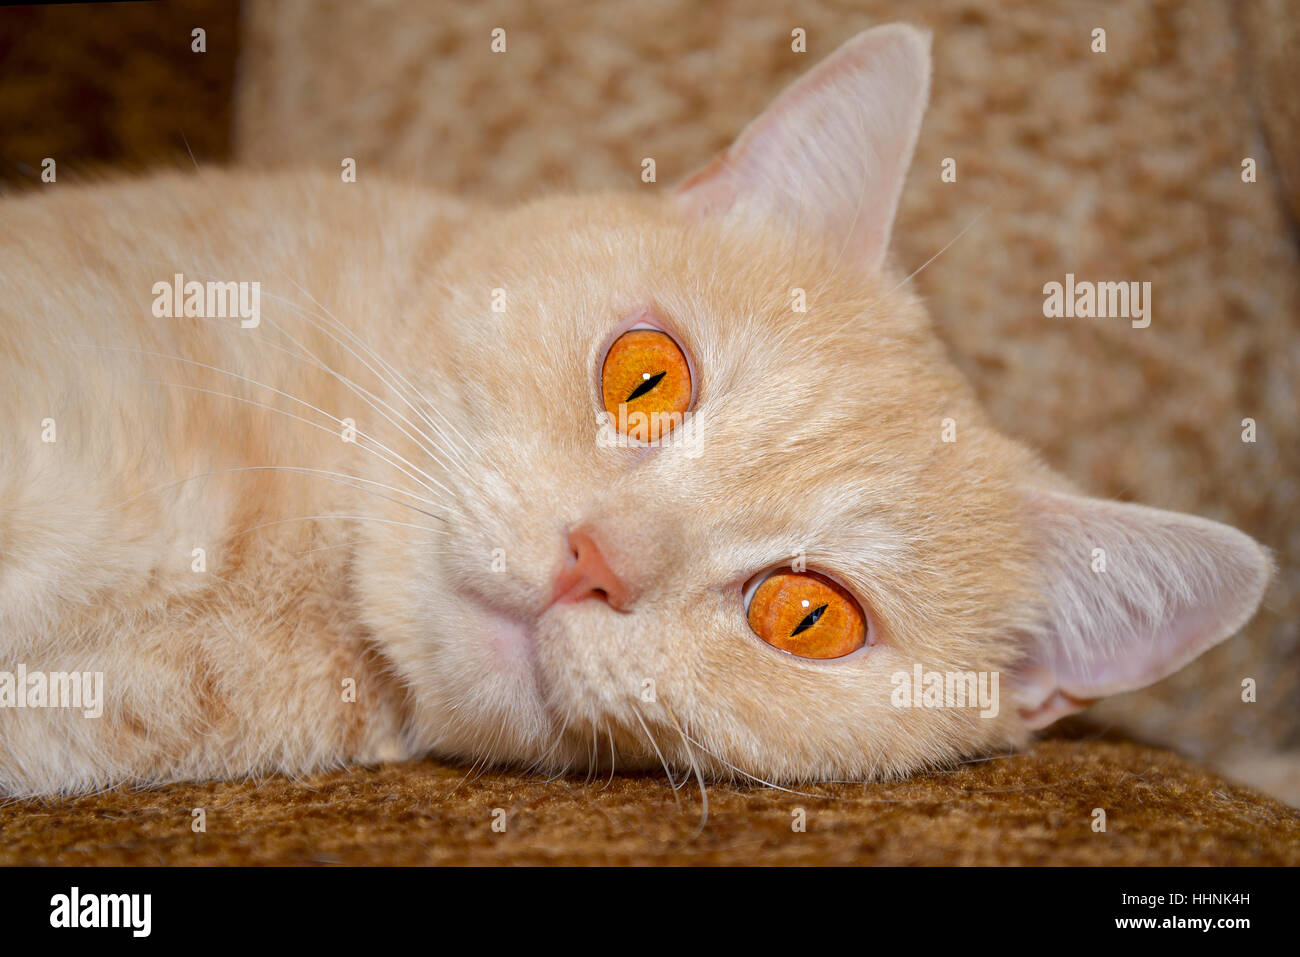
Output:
[[368, 196, 1039, 780], [354, 25, 1270, 783]]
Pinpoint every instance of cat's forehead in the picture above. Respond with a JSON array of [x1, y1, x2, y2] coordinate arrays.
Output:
[[451, 195, 986, 503], [468, 195, 940, 370]]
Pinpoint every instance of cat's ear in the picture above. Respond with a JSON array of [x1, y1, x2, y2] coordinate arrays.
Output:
[[1013, 489, 1272, 729], [674, 23, 930, 272]]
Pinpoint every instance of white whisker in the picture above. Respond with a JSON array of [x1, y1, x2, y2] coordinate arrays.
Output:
[[69, 338, 459, 505], [284, 273, 479, 468], [145, 378, 459, 511], [230, 513, 442, 540], [661, 702, 709, 832], [125, 464, 447, 521], [256, 294, 476, 483], [267, 281, 477, 477]]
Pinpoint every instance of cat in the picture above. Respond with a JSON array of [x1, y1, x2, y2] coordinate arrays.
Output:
[[0, 24, 1272, 797]]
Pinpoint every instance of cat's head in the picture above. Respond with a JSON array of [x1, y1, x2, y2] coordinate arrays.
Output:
[[356, 24, 1271, 782]]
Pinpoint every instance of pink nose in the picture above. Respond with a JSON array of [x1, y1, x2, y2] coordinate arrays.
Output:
[[550, 529, 631, 611]]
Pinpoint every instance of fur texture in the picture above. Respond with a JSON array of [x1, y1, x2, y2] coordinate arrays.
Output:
[[0, 25, 1273, 797], [235, 0, 1300, 787]]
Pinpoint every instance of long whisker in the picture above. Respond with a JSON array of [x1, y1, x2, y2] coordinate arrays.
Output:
[[68, 338, 458, 504], [256, 294, 476, 483], [202, 307, 472, 484], [264, 284, 476, 478], [280, 274, 478, 472], [632, 705, 682, 803], [886, 205, 989, 297], [145, 378, 458, 510], [585, 725, 598, 786], [211, 306, 469, 494], [78, 255, 476, 498], [675, 728, 819, 797], [230, 513, 442, 540], [825, 205, 991, 341], [126, 464, 446, 521], [604, 724, 617, 790], [661, 702, 708, 833]]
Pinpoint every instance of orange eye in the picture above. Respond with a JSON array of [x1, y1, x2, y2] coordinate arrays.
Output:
[[746, 569, 867, 659], [601, 328, 692, 438]]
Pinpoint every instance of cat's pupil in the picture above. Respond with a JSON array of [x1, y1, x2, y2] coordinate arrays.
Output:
[[790, 603, 828, 638], [625, 370, 666, 402]]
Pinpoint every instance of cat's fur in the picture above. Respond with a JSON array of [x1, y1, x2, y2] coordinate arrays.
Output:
[[0, 25, 1271, 796]]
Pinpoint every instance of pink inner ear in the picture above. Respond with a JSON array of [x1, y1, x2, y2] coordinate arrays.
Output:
[[1014, 664, 1096, 729], [1013, 490, 1271, 730], [672, 24, 931, 273], [1050, 600, 1230, 701], [674, 154, 738, 220]]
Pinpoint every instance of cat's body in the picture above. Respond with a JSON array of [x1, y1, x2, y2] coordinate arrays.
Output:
[[2, 167, 1028, 792], [0, 26, 1274, 797], [0, 172, 450, 791]]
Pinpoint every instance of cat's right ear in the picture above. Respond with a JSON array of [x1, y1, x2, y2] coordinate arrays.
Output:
[[674, 24, 931, 272], [1012, 489, 1273, 729]]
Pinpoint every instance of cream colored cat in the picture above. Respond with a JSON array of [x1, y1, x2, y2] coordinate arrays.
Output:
[[0, 25, 1271, 797]]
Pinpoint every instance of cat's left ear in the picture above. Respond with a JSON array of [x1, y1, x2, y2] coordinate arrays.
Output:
[[1013, 489, 1272, 729], [674, 23, 931, 272]]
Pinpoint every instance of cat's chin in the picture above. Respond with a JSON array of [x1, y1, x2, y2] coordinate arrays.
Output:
[[430, 598, 641, 772]]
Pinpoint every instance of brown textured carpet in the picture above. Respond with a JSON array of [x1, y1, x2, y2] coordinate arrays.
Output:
[[3, 732, 1298, 865]]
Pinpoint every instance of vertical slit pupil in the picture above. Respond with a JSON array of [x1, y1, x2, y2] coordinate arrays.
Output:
[[626, 370, 666, 402], [790, 603, 828, 637]]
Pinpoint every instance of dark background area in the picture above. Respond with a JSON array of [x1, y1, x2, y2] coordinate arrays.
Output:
[[0, 0, 239, 191]]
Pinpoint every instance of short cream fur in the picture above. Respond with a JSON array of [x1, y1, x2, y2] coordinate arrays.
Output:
[[0, 25, 1269, 796]]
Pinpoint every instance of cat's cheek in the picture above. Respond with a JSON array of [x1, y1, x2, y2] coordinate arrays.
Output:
[[485, 612, 535, 673]]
